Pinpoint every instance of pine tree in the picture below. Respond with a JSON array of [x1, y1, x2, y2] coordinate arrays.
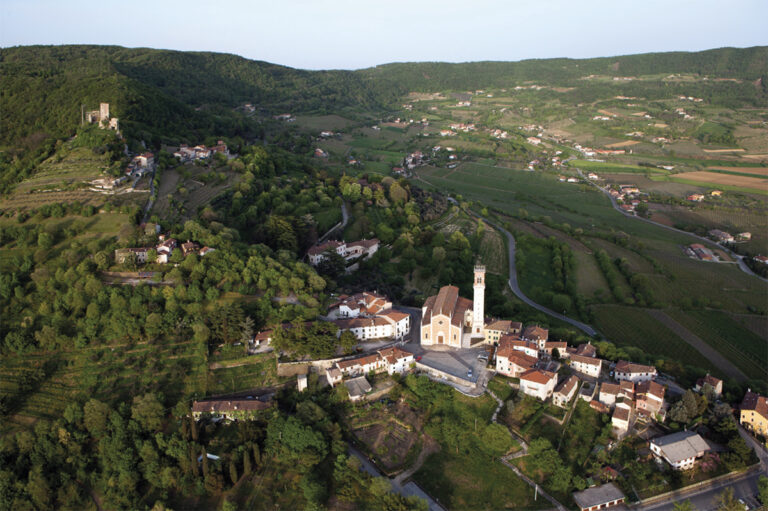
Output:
[[243, 450, 252, 475], [229, 459, 239, 485]]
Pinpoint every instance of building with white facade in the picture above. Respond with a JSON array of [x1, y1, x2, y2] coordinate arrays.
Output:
[[570, 354, 603, 378], [496, 348, 537, 378], [553, 375, 580, 408], [421, 266, 484, 348], [614, 361, 657, 383], [334, 310, 410, 341], [519, 369, 557, 401], [308, 239, 379, 265], [650, 431, 709, 470]]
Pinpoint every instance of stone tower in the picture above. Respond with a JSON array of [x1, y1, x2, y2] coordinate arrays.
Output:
[[472, 265, 485, 337]]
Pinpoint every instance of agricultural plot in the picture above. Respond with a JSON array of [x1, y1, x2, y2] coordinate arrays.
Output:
[[666, 310, 767, 380], [570, 160, 666, 174], [667, 171, 768, 192], [574, 251, 611, 298], [478, 225, 506, 276], [590, 305, 716, 372], [346, 400, 425, 474], [293, 114, 356, 131]]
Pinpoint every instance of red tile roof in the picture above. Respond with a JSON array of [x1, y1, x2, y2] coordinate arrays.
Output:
[[615, 360, 656, 374], [192, 399, 270, 414], [520, 369, 556, 385], [741, 390, 768, 419]]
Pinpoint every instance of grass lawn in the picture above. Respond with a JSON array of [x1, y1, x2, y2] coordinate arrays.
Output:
[[570, 160, 668, 174], [514, 235, 556, 304], [413, 450, 548, 511]]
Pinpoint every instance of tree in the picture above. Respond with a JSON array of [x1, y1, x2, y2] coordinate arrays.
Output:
[[339, 330, 357, 355], [132, 393, 165, 432], [229, 458, 239, 485], [83, 399, 111, 437], [240, 316, 255, 344], [316, 249, 345, 278], [758, 475, 768, 505], [715, 488, 743, 511], [673, 500, 696, 511]]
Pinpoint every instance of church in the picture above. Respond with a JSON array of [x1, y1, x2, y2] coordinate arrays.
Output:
[[421, 266, 485, 348]]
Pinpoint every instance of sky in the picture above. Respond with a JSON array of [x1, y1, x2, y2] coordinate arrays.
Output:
[[2, 0, 767, 70]]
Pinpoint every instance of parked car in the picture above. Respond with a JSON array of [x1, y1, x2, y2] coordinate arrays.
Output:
[[467, 369, 473, 378]]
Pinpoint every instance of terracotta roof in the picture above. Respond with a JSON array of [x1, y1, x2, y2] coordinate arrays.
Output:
[[697, 374, 722, 389], [520, 369, 556, 385], [612, 407, 630, 422], [615, 360, 656, 375], [421, 296, 437, 325], [486, 319, 513, 332], [378, 347, 412, 364], [590, 400, 610, 413], [346, 238, 379, 249], [575, 343, 597, 357], [741, 390, 768, 418], [600, 383, 620, 396], [326, 367, 342, 379], [378, 310, 409, 322], [571, 354, 602, 367], [337, 353, 383, 370], [254, 329, 273, 341], [637, 380, 665, 400], [334, 317, 390, 329], [522, 325, 549, 341], [434, 285, 459, 317], [544, 341, 568, 349], [497, 348, 538, 369], [555, 375, 579, 396], [308, 240, 343, 256], [192, 399, 270, 414]]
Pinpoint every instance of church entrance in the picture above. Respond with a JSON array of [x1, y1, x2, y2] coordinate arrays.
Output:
[[437, 334, 444, 344]]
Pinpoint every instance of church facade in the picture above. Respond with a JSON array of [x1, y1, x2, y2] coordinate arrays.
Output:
[[421, 266, 485, 348]]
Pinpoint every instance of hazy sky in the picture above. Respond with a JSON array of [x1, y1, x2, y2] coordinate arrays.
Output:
[[2, 0, 766, 70]]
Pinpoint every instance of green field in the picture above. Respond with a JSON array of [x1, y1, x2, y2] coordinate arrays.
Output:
[[591, 305, 717, 373], [666, 310, 767, 380], [570, 160, 668, 174]]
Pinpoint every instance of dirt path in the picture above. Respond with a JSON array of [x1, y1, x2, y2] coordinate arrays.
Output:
[[646, 310, 747, 381], [393, 436, 439, 486]]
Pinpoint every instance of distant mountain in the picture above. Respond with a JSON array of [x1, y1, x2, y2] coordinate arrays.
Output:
[[1, 45, 766, 149]]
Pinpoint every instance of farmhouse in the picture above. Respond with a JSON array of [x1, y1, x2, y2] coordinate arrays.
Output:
[[541, 341, 568, 358], [326, 367, 343, 387], [611, 406, 630, 432], [519, 369, 557, 401], [521, 325, 548, 348], [740, 390, 768, 436], [378, 346, 414, 375], [688, 244, 716, 261], [337, 353, 385, 377], [329, 291, 392, 318], [345, 376, 373, 402], [115, 247, 151, 264], [570, 354, 603, 378], [694, 374, 723, 398], [308, 239, 379, 265], [483, 319, 522, 344], [614, 361, 657, 383], [635, 380, 666, 417], [708, 229, 734, 243], [736, 232, 751, 241], [553, 375, 580, 408], [499, 336, 539, 358], [572, 483, 625, 511], [191, 398, 271, 421], [650, 431, 709, 470], [334, 311, 410, 341], [421, 266, 485, 348], [495, 348, 538, 378]]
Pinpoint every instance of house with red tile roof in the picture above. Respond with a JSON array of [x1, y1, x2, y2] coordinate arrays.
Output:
[[553, 375, 580, 408], [740, 389, 768, 437], [694, 374, 723, 398], [570, 354, 603, 378], [496, 348, 538, 378], [421, 266, 485, 348], [519, 369, 557, 401], [614, 360, 657, 383]]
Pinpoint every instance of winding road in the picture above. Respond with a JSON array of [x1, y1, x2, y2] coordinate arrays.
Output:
[[573, 166, 768, 283], [471, 212, 599, 337]]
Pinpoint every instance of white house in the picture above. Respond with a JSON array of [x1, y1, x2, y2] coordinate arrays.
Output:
[[519, 369, 557, 401], [326, 367, 343, 387], [378, 347, 413, 375], [598, 382, 620, 408], [553, 375, 580, 408], [334, 310, 410, 341], [614, 361, 657, 383], [308, 239, 380, 265], [570, 354, 603, 378], [572, 483, 625, 511], [496, 348, 537, 378], [650, 431, 709, 470], [336, 353, 385, 377]]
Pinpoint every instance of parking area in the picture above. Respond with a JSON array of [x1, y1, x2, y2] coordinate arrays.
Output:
[[409, 346, 489, 384]]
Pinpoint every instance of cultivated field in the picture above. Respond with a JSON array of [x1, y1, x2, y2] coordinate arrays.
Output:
[[670, 171, 768, 191], [706, 166, 768, 176]]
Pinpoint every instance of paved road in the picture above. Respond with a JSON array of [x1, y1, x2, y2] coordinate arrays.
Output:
[[475, 213, 598, 337], [573, 166, 768, 284], [347, 446, 445, 511], [637, 469, 764, 511]]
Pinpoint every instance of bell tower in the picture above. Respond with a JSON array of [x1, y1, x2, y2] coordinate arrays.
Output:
[[472, 265, 485, 337]]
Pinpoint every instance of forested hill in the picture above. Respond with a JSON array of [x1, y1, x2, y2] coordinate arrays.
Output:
[[2, 45, 767, 149]]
